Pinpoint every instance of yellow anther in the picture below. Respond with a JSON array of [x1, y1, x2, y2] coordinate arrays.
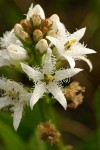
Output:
[[64, 39, 76, 50], [44, 74, 55, 83]]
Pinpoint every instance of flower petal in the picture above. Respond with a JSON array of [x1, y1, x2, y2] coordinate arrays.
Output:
[[0, 79, 9, 90], [30, 82, 46, 109], [0, 97, 11, 109], [67, 28, 86, 41], [54, 68, 83, 81], [76, 56, 93, 71], [0, 30, 18, 48], [46, 36, 63, 51], [68, 44, 96, 56], [21, 63, 43, 82], [7, 44, 28, 60], [50, 14, 60, 22], [43, 48, 54, 75], [53, 21, 67, 37], [63, 55, 75, 68], [48, 83, 67, 109], [26, 4, 45, 20], [13, 103, 23, 131]]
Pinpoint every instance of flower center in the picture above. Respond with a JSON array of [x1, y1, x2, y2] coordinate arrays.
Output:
[[64, 39, 76, 50], [7, 89, 19, 100], [44, 74, 55, 84]]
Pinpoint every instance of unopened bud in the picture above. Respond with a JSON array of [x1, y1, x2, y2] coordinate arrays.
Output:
[[20, 19, 32, 34], [33, 29, 43, 42], [50, 14, 60, 22], [47, 30, 56, 37], [19, 31, 32, 44], [31, 14, 41, 27], [7, 43, 28, 60], [43, 27, 49, 36], [46, 18, 53, 27], [14, 24, 23, 37], [35, 39, 48, 54]]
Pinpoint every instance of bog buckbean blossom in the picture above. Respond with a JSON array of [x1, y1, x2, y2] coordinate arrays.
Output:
[[0, 3, 96, 130], [46, 27, 96, 71], [21, 48, 82, 109], [0, 78, 31, 130]]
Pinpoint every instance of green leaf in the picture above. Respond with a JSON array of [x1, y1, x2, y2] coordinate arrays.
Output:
[[0, 120, 24, 150]]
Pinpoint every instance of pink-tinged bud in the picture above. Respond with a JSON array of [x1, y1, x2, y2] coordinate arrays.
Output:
[[47, 30, 56, 37], [31, 14, 41, 27], [35, 39, 48, 54], [33, 29, 43, 42], [14, 24, 23, 37], [46, 18, 53, 27], [19, 31, 32, 44], [20, 19, 32, 34]]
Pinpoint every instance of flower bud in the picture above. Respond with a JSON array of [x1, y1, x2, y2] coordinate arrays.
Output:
[[47, 30, 56, 37], [7, 43, 28, 60], [33, 29, 43, 42], [14, 24, 23, 37], [20, 19, 32, 34], [35, 39, 48, 54], [46, 18, 53, 27], [19, 31, 32, 44], [50, 14, 60, 22], [31, 14, 41, 27]]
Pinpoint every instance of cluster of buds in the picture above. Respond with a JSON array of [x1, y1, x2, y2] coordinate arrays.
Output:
[[0, 3, 96, 130], [14, 10, 58, 55]]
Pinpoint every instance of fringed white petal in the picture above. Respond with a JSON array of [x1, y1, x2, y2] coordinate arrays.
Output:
[[69, 44, 96, 56], [55, 21, 66, 37], [46, 36, 58, 47], [63, 55, 75, 68], [48, 83, 67, 109], [46, 36, 63, 51], [76, 56, 93, 71], [26, 4, 45, 20], [67, 28, 86, 42], [0, 79, 9, 90], [0, 30, 18, 48], [43, 48, 54, 75], [21, 63, 43, 82], [13, 103, 23, 131], [0, 97, 11, 109], [54, 68, 83, 81], [0, 58, 10, 67], [30, 82, 46, 109]]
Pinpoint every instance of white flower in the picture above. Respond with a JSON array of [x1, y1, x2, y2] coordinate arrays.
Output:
[[0, 30, 28, 67], [50, 20, 68, 37], [0, 50, 11, 67], [0, 78, 31, 131], [7, 43, 28, 61], [0, 30, 22, 49], [26, 3, 45, 20], [46, 27, 96, 71], [21, 48, 82, 110]]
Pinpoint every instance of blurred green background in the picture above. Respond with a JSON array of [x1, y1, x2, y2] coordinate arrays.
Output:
[[0, 0, 100, 150]]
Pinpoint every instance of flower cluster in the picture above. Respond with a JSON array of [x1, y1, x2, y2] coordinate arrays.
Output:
[[0, 4, 96, 130]]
